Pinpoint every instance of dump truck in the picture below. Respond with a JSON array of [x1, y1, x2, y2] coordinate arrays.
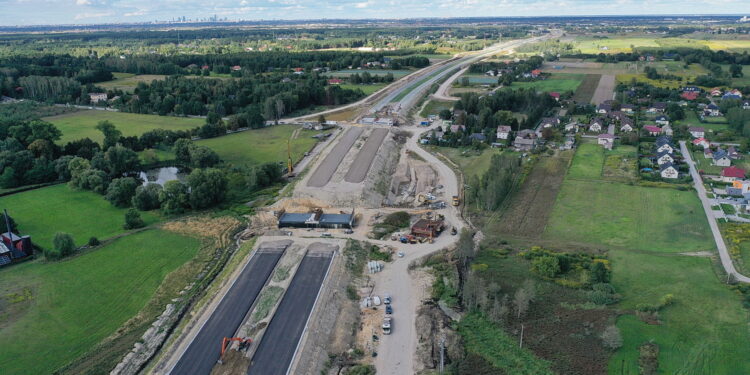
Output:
[[452, 195, 460, 206]]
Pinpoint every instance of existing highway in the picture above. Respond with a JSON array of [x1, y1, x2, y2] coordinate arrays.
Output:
[[248, 248, 335, 375], [166, 241, 290, 375]]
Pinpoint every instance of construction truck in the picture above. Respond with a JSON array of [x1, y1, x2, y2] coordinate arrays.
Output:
[[452, 195, 460, 206]]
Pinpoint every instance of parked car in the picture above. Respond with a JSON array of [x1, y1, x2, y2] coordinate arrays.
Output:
[[382, 317, 392, 335], [385, 304, 393, 314], [321, 232, 332, 237], [383, 294, 392, 304]]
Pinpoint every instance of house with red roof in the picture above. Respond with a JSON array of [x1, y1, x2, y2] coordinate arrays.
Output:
[[549, 92, 560, 101], [530, 69, 542, 78], [692, 137, 709, 149], [722, 166, 746, 182], [643, 125, 661, 136], [681, 91, 699, 101], [230, 65, 242, 71], [328, 78, 342, 85]]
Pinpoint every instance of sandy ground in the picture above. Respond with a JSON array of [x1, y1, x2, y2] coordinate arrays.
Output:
[[345, 128, 389, 183]]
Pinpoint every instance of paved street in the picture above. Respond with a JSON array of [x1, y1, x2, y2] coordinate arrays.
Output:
[[680, 141, 750, 283]]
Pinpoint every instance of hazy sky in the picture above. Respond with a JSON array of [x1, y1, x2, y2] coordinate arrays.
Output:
[[0, 0, 747, 26]]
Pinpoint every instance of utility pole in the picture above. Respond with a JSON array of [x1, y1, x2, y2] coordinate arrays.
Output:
[[519, 324, 524, 348]]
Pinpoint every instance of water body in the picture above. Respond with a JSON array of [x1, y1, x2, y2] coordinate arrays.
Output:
[[137, 167, 187, 186]]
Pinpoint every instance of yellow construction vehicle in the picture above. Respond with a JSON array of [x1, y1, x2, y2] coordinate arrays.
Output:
[[452, 195, 460, 206]]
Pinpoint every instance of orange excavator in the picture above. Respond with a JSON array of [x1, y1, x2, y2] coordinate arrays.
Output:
[[218, 337, 253, 364]]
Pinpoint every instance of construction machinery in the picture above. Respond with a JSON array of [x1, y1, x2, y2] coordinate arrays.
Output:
[[452, 195, 460, 206], [218, 337, 253, 364], [286, 139, 295, 176]]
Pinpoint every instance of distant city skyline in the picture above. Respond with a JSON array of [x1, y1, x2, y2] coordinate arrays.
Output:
[[0, 0, 747, 26]]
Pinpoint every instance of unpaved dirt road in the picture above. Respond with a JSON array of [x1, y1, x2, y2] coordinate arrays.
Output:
[[306, 127, 363, 187], [344, 128, 389, 183], [591, 74, 615, 105]]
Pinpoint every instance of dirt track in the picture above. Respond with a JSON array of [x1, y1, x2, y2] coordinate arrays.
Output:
[[591, 74, 615, 105], [306, 127, 363, 187], [344, 128, 389, 183]]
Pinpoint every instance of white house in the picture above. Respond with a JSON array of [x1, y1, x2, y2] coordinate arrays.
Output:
[[88, 93, 107, 103], [655, 115, 670, 126], [496, 125, 512, 140], [589, 118, 605, 133], [704, 104, 721, 117], [743, 101, 750, 110], [597, 133, 614, 149], [620, 123, 634, 132], [660, 163, 679, 179], [692, 137, 710, 149], [656, 151, 674, 165], [688, 127, 705, 138], [713, 149, 731, 167], [662, 124, 673, 136], [564, 122, 579, 133]]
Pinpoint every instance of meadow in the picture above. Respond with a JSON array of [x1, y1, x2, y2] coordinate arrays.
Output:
[[44, 110, 204, 144], [572, 36, 750, 54], [197, 125, 318, 167], [510, 73, 584, 93], [566, 142, 605, 180], [97, 73, 167, 92], [0, 184, 160, 250], [339, 83, 386, 95], [0, 229, 200, 375], [419, 99, 454, 117]]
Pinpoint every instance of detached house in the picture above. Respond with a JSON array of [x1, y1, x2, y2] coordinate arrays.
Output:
[[596, 103, 612, 114], [722, 166, 746, 182], [743, 101, 750, 110], [656, 150, 674, 165], [662, 124, 673, 136], [644, 125, 661, 136], [728, 146, 741, 160], [713, 149, 731, 167], [621, 104, 636, 114], [598, 133, 614, 150], [688, 127, 705, 138], [692, 137, 710, 149], [496, 125, 512, 140], [710, 88, 723, 97], [540, 117, 560, 128], [660, 163, 679, 179], [620, 121, 634, 133], [705, 104, 721, 117], [513, 136, 537, 151], [564, 121, 580, 133], [656, 136, 675, 154], [647, 102, 667, 113], [655, 115, 670, 126], [704, 148, 714, 159], [88, 93, 107, 103], [589, 117, 605, 133]]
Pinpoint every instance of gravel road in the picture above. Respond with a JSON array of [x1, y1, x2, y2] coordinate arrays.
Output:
[[344, 128, 389, 183], [306, 127, 363, 187]]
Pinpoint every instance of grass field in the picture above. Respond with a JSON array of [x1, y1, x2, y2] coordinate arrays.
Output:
[[339, 83, 386, 95], [419, 99, 454, 118], [567, 142, 605, 180], [458, 74, 498, 85], [325, 69, 411, 78], [0, 184, 160, 249], [97, 73, 167, 93], [434, 147, 501, 180], [44, 110, 204, 144], [544, 179, 714, 253], [602, 145, 638, 181], [609, 250, 750, 375], [510, 73, 585, 93], [693, 151, 724, 175], [0, 229, 200, 375], [197, 125, 317, 167], [572, 36, 750, 54]]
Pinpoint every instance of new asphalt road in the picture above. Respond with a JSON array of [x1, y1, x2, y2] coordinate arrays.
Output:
[[248, 250, 334, 375], [168, 241, 289, 375], [306, 127, 364, 187]]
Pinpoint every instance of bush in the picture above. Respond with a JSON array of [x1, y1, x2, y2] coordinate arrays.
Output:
[[88, 237, 100, 247], [601, 325, 623, 350], [124, 208, 145, 230], [46, 232, 75, 260], [132, 183, 163, 211], [531, 255, 560, 278]]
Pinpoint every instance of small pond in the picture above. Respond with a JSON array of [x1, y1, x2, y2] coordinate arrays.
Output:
[[137, 167, 188, 186]]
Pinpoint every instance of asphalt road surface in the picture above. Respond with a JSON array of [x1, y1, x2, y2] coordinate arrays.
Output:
[[168, 241, 289, 375], [248, 250, 334, 375], [306, 127, 363, 187], [344, 127, 389, 183]]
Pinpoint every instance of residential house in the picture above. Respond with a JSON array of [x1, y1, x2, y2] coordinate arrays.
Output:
[[621, 104, 636, 114], [231, 65, 242, 71], [710, 88, 723, 97], [688, 126, 705, 138], [608, 111, 628, 122], [722, 166, 746, 182], [656, 150, 674, 165], [728, 146, 741, 160], [692, 137, 710, 149], [597, 133, 614, 150], [589, 117, 605, 133], [662, 124, 673, 136], [327, 78, 343, 85], [530, 69, 542, 78], [704, 148, 714, 159], [513, 136, 537, 151], [496, 125, 512, 140], [620, 122, 634, 132], [644, 125, 662, 136], [647, 102, 667, 113], [596, 103, 612, 114], [450, 125, 466, 134], [564, 121, 579, 133], [705, 103, 722, 117], [713, 149, 732, 167], [723, 89, 743, 100], [683, 86, 701, 93], [743, 100, 750, 110], [655, 115, 670, 126], [540, 117, 560, 128], [659, 163, 679, 179], [549, 92, 561, 101], [681, 91, 699, 101], [517, 129, 537, 139], [88, 93, 107, 103], [656, 136, 675, 154]]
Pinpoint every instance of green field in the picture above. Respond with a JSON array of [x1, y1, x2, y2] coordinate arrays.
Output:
[[573, 36, 750, 54], [544, 179, 714, 253], [420, 99, 454, 117], [0, 229, 199, 375], [609, 250, 750, 375], [692, 151, 724, 175], [44, 110, 204, 144], [97, 73, 167, 93], [339, 83, 386, 95], [510, 73, 584, 93], [566, 142, 605, 180], [197, 125, 317, 167], [434, 147, 502, 180], [0, 184, 160, 249], [459, 74, 498, 85]]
